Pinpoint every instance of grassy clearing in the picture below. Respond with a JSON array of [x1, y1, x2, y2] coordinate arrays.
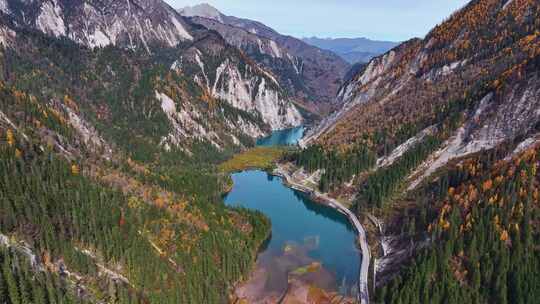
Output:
[[219, 147, 285, 173]]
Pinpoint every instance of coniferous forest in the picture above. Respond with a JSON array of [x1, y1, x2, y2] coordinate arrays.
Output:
[[0, 72, 270, 303], [1, 0, 540, 303], [377, 146, 540, 304]]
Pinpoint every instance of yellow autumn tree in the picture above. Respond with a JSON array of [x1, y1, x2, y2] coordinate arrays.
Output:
[[6, 129, 14, 146], [71, 164, 80, 175]]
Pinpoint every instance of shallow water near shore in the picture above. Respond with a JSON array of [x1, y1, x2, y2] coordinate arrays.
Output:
[[225, 127, 361, 300], [225, 170, 360, 297]]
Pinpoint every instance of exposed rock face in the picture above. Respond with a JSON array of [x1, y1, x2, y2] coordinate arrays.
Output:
[[408, 76, 540, 190], [2, 0, 193, 52], [176, 33, 303, 131], [306, 0, 540, 177], [1, 0, 303, 138], [180, 4, 350, 113], [179, 3, 223, 22]]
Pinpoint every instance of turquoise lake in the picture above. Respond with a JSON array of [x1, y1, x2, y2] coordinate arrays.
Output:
[[256, 126, 305, 146], [224, 127, 360, 296]]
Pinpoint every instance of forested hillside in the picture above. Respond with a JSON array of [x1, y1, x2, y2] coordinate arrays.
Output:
[[0, 131, 270, 303], [0, 2, 277, 303], [377, 143, 540, 304], [290, 0, 540, 303]]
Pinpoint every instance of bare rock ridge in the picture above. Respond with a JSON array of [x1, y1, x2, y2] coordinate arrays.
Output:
[[305, 0, 540, 172], [1, 0, 193, 51], [0, 0, 302, 135], [180, 3, 350, 114]]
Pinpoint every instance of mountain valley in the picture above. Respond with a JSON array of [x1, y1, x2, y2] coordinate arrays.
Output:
[[0, 0, 539, 304]]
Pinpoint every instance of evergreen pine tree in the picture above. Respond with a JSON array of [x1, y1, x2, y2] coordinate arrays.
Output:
[[3, 257, 21, 304]]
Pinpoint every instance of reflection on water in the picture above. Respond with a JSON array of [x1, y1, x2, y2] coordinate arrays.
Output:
[[256, 126, 305, 146], [224, 170, 360, 298]]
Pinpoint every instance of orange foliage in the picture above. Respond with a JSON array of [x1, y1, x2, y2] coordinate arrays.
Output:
[[71, 164, 80, 175], [482, 179, 493, 191], [500, 230, 509, 242], [6, 129, 14, 147]]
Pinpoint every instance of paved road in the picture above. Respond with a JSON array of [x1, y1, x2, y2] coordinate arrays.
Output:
[[274, 166, 371, 304]]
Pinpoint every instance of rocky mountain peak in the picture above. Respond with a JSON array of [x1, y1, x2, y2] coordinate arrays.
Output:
[[179, 3, 223, 22], [1, 0, 194, 52]]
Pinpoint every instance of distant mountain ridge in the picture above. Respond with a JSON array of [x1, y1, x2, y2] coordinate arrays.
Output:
[[302, 37, 399, 63], [179, 3, 350, 114]]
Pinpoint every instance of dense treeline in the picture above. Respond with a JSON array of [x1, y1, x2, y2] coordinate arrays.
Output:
[[3, 28, 261, 164], [376, 146, 540, 304], [0, 246, 87, 304], [357, 136, 442, 209], [0, 139, 270, 303], [0, 27, 275, 304], [291, 144, 376, 192]]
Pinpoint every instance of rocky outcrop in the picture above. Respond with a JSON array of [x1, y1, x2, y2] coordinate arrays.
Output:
[[177, 40, 303, 131], [1, 0, 303, 141], [2, 0, 193, 52], [180, 4, 350, 113], [306, 0, 540, 167]]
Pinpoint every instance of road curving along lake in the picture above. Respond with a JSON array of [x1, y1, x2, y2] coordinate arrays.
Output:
[[224, 127, 362, 302]]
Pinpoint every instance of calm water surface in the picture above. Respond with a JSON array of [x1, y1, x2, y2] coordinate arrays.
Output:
[[256, 126, 305, 146], [225, 127, 360, 296]]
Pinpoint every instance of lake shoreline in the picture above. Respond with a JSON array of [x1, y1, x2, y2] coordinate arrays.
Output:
[[272, 163, 371, 304], [224, 168, 362, 303]]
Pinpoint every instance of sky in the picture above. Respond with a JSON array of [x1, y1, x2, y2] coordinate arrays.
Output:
[[166, 0, 470, 41]]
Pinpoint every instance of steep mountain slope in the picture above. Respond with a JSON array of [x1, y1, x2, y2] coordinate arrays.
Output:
[[302, 36, 399, 64], [0, 0, 193, 52], [176, 29, 302, 130], [292, 0, 540, 302], [305, 0, 540, 157], [0, 0, 302, 133], [180, 4, 350, 114], [0, 3, 275, 304]]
